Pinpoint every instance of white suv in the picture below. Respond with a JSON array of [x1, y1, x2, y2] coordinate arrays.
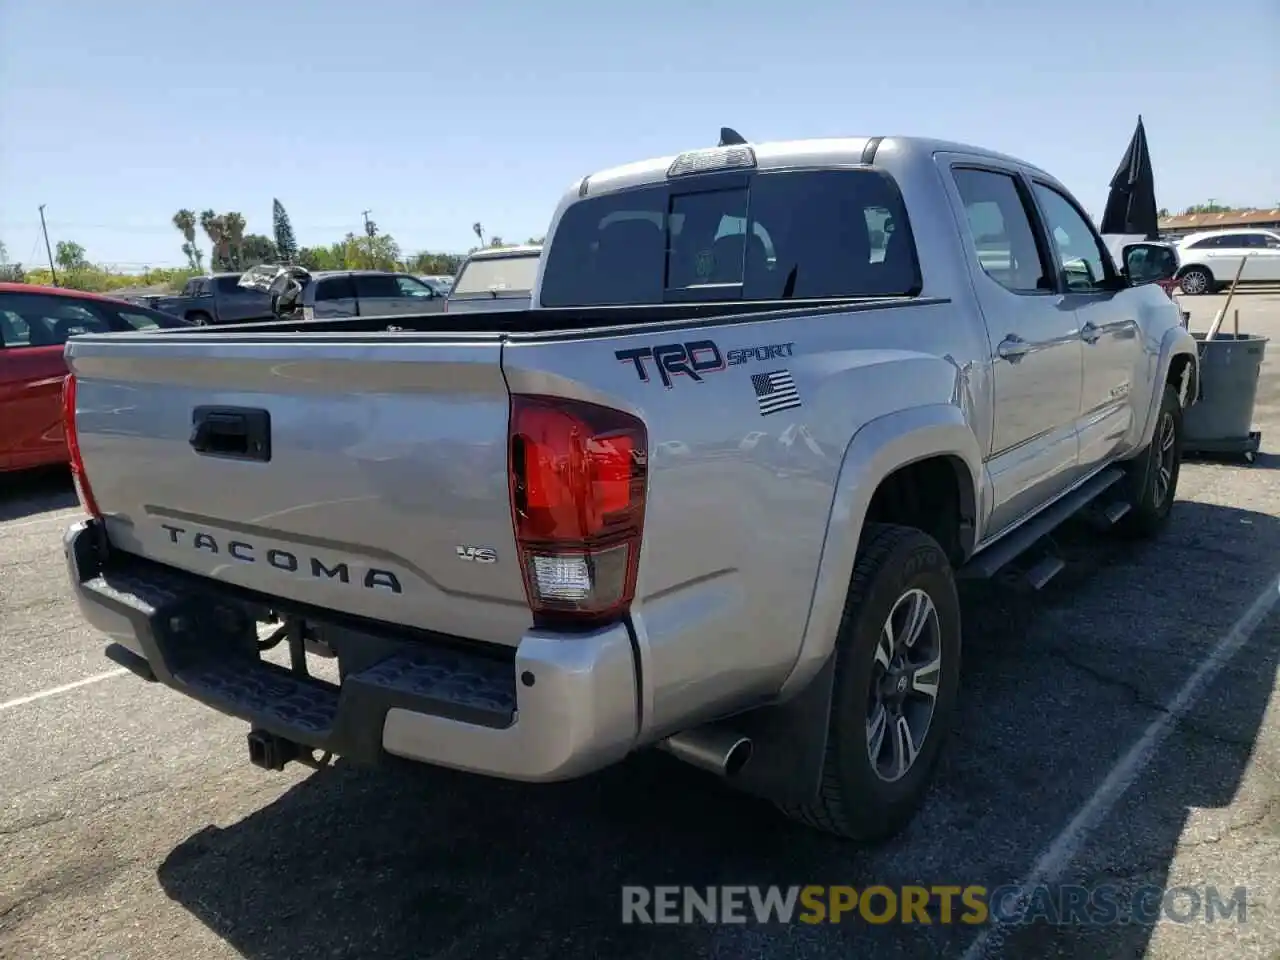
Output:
[[1174, 228, 1280, 294]]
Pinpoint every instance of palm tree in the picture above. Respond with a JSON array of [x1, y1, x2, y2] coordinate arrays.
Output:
[[172, 209, 202, 270], [199, 210, 230, 270], [223, 212, 247, 270]]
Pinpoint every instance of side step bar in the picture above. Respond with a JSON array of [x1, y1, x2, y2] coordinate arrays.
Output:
[[960, 466, 1127, 583]]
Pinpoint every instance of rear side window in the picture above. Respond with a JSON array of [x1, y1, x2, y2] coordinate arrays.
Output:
[[107, 306, 193, 330], [452, 254, 541, 297], [214, 276, 244, 294], [952, 168, 1050, 294], [314, 276, 356, 301], [1238, 233, 1275, 249], [538, 168, 921, 307], [0, 294, 113, 347], [352, 274, 403, 299]]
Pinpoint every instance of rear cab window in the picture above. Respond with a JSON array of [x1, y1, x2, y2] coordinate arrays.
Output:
[[538, 167, 921, 307], [214, 276, 246, 295], [451, 253, 542, 300]]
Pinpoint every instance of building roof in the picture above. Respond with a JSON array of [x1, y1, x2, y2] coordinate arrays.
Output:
[[1158, 209, 1280, 231]]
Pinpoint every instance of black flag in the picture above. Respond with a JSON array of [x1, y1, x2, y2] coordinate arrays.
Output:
[[1100, 115, 1160, 239]]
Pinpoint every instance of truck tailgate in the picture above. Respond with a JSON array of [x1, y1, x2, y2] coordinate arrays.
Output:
[[66, 333, 532, 646]]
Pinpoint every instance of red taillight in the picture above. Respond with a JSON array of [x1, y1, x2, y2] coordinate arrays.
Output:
[[61, 374, 102, 519], [508, 395, 647, 624]]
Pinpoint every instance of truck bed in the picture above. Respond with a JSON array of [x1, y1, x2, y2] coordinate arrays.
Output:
[[120, 296, 925, 337], [64, 294, 936, 649]]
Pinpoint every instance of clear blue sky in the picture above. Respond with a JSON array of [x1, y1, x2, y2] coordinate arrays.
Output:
[[1, 0, 1277, 270]]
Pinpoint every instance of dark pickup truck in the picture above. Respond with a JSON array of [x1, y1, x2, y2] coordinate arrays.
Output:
[[144, 273, 275, 326]]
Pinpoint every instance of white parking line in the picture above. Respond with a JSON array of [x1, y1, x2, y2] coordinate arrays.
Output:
[[962, 572, 1280, 959], [1, 510, 83, 531], [0, 668, 128, 713]]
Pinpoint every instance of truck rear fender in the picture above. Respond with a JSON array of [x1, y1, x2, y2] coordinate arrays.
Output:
[[724, 402, 983, 807], [779, 402, 984, 701]]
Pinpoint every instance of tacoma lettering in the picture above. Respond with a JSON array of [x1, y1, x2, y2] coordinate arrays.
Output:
[[158, 524, 401, 594]]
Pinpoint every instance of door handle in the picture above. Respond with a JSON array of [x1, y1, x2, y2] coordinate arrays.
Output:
[[997, 334, 1031, 362], [1080, 322, 1101, 344]]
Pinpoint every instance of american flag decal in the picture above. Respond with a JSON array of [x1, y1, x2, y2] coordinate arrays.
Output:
[[751, 369, 802, 416]]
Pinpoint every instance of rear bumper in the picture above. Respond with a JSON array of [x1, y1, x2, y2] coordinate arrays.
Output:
[[63, 520, 640, 781]]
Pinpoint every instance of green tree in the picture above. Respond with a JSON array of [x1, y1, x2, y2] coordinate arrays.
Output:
[[1181, 201, 1237, 215], [0, 240, 24, 282], [408, 251, 464, 275], [200, 210, 233, 270], [223, 212, 247, 269], [341, 232, 400, 270], [272, 199, 298, 263], [296, 245, 334, 271], [239, 234, 278, 268], [55, 240, 89, 272], [172, 209, 203, 271]]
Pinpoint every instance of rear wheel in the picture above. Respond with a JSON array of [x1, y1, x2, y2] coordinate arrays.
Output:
[[1178, 267, 1213, 296], [781, 523, 961, 842]]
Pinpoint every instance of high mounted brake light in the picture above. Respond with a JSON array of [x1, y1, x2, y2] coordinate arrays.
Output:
[[666, 144, 756, 178], [62, 374, 102, 519], [508, 395, 647, 625]]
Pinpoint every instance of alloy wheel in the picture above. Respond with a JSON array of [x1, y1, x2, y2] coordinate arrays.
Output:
[[1154, 411, 1177, 507], [866, 588, 943, 783]]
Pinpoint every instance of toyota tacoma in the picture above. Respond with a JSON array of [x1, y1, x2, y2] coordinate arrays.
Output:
[[60, 132, 1197, 840]]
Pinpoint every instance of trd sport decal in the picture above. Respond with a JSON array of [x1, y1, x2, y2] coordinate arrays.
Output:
[[616, 340, 796, 389], [615, 340, 723, 388], [727, 342, 795, 366]]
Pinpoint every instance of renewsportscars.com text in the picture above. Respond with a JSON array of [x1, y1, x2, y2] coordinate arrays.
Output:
[[621, 884, 1249, 926]]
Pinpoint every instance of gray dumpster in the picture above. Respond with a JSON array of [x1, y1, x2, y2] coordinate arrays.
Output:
[[1181, 332, 1266, 462]]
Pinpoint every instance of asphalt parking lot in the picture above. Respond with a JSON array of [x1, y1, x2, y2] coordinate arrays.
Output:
[[1, 292, 1277, 960]]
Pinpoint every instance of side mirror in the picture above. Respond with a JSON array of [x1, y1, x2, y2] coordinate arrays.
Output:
[[1122, 242, 1178, 285]]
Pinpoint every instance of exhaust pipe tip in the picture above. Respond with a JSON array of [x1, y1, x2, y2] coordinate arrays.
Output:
[[659, 725, 754, 779]]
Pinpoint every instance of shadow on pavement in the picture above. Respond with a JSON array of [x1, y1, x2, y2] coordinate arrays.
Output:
[[156, 499, 1278, 960], [0, 466, 77, 522]]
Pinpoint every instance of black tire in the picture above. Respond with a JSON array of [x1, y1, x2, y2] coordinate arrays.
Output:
[[1178, 266, 1213, 296], [189, 311, 213, 326], [1116, 384, 1183, 538], [780, 523, 961, 842]]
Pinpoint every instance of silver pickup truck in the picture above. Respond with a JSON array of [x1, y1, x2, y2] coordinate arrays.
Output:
[[61, 133, 1197, 842]]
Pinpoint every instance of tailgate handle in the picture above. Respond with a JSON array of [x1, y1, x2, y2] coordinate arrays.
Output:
[[190, 406, 271, 461]]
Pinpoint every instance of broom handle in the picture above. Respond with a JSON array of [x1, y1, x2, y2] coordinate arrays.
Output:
[[1205, 254, 1250, 340]]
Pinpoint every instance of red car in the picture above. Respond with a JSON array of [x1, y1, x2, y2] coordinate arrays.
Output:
[[0, 283, 193, 472]]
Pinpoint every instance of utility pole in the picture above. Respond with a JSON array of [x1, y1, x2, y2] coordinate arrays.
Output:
[[38, 204, 58, 285], [361, 210, 375, 267]]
